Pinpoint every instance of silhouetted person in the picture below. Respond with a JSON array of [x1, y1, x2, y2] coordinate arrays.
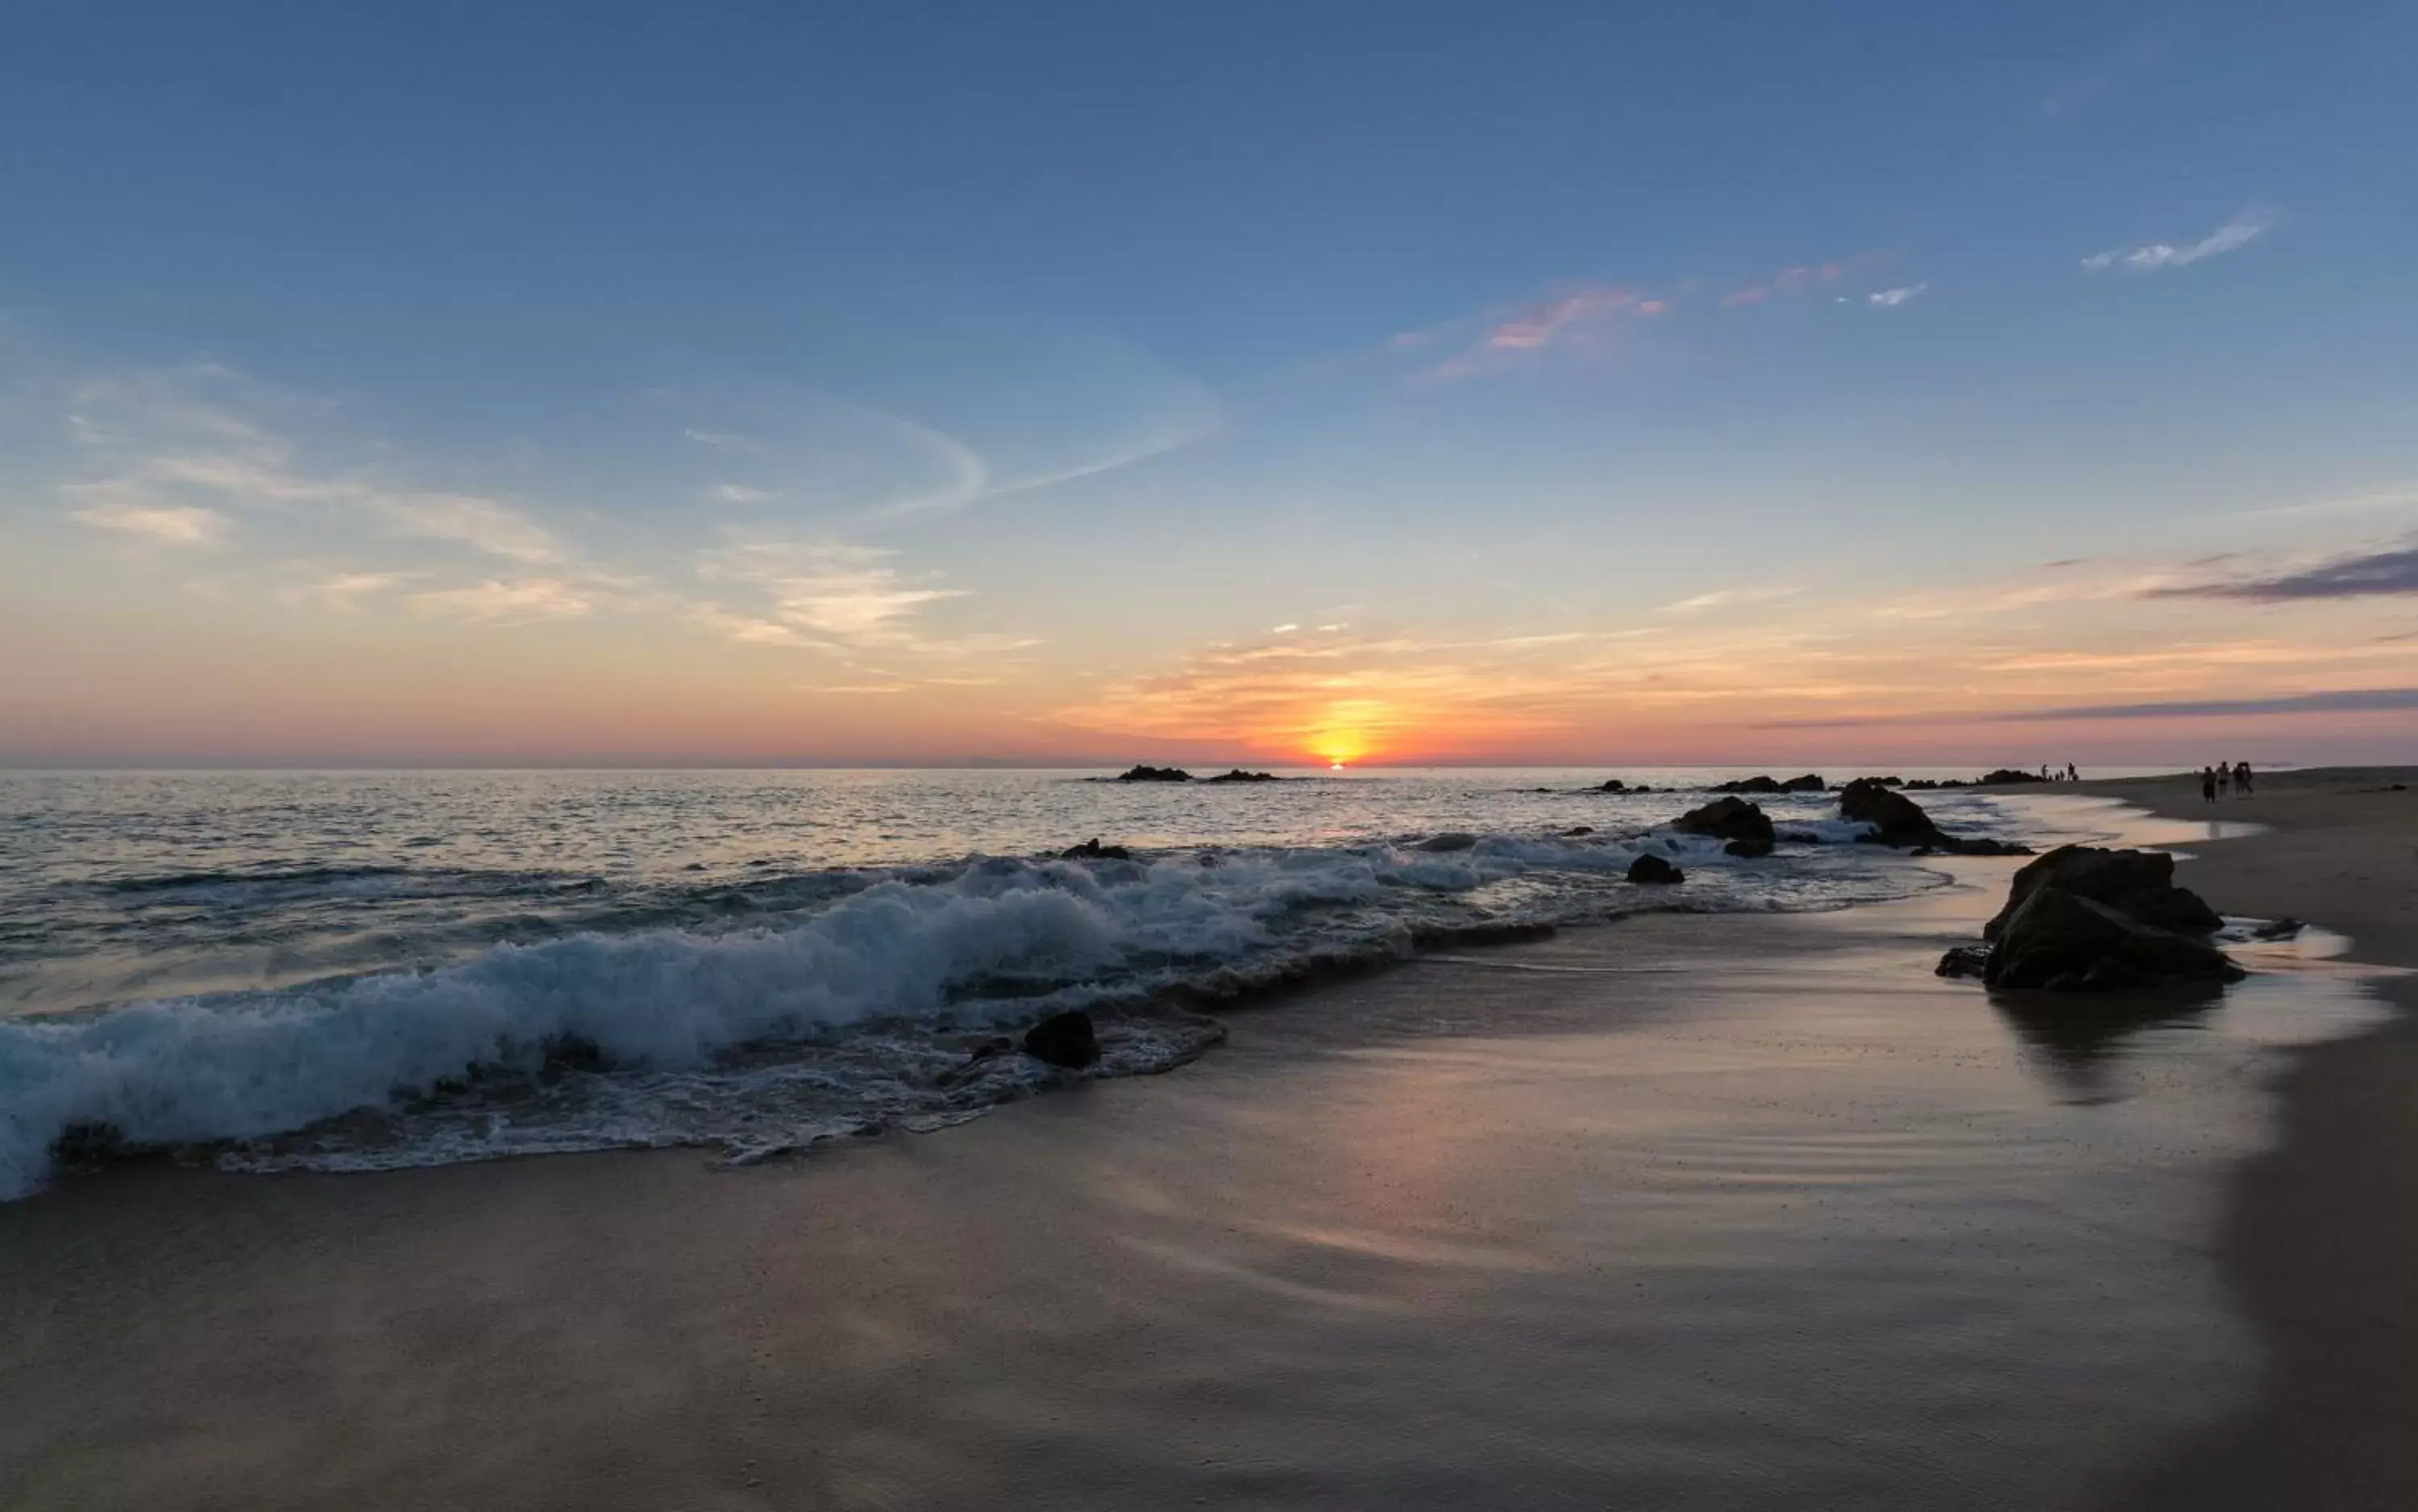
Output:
[[2201, 766, 2217, 804], [2235, 760, 2254, 796], [2067, 762, 2078, 782], [2216, 762, 2230, 796]]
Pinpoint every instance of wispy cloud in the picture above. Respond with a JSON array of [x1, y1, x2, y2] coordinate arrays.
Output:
[[60, 372, 558, 563], [64, 498, 229, 545], [409, 577, 592, 625], [1867, 284, 1927, 308], [2144, 537, 2418, 601], [1420, 285, 1664, 382], [2082, 207, 2278, 272], [1657, 585, 1802, 614], [714, 484, 774, 505], [693, 539, 980, 650], [1721, 259, 1866, 309], [1764, 686, 2418, 728]]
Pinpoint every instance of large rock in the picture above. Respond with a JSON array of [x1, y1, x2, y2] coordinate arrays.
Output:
[[1022, 1011, 1101, 1068], [1627, 854, 1685, 884], [1984, 886, 2244, 991], [1062, 838, 1133, 861], [1983, 845, 2221, 941], [1838, 779, 2033, 857], [1203, 769, 1280, 783], [1672, 796, 1775, 849], [1977, 767, 2048, 785], [1839, 778, 1937, 844]]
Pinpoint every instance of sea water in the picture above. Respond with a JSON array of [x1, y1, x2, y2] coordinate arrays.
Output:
[[0, 768, 2075, 1198]]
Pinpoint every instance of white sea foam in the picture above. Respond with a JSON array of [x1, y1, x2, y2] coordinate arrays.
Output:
[[0, 823, 1959, 1199]]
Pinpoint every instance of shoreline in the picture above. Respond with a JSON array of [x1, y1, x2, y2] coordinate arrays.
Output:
[[2071, 768, 2418, 1508], [2, 777, 2411, 1508]]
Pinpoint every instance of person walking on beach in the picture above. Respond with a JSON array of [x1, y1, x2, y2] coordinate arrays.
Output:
[[2236, 760, 2254, 797], [2201, 766, 2218, 804], [2216, 762, 2230, 796]]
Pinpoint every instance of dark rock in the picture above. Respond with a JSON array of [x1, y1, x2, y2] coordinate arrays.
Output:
[[1779, 830, 1823, 844], [1936, 945, 1991, 979], [1984, 886, 2244, 991], [539, 1032, 609, 1076], [1780, 774, 1826, 792], [2249, 917, 2304, 940], [1976, 767, 2049, 785], [1597, 779, 1629, 792], [1563, 825, 1594, 837], [1116, 764, 1193, 783], [1902, 779, 1940, 791], [1724, 837, 1774, 858], [1839, 779, 2034, 858], [1710, 775, 1785, 795], [1629, 784, 1655, 794], [1839, 778, 1936, 845], [1983, 845, 2220, 941], [1627, 854, 1685, 884], [1022, 1011, 1101, 1069], [1203, 769, 1280, 783], [938, 1036, 1018, 1087], [1672, 796, 1776, 849], [1062, 838, 1134, 861], [1415, 833, 1480, 853], [49, 1119, 131, 1171]]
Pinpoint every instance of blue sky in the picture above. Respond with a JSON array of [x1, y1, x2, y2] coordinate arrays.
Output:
[[4, 2, 2416, 765]]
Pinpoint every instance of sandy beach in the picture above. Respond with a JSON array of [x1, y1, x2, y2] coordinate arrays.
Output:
[[4, 775, 2415, 1510], [2074, 768, 2418, 1509]]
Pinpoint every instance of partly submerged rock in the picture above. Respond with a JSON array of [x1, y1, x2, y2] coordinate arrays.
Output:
[[1116, 765, 1194, 783], [1022, 1011, 1101, 1069], [1984, 886, 2244, 991], [1935, 945, 1991, 979], [1203, 769, 1281, 783], [1838, 779, 2034, 857], [1627, 854, 1685, 884], [1983, 845, 2220, 941], [1780, 773, 1826, 792], [1415, 833, 1480, 853], [1976, 767, 2049, 785], [1061, 838, 1134, 861], [1564, 825, 1595, 837], [1724, 838, 1775, 858], [1672, 795, 1775, 849], [1710, 775, 1785, 795]]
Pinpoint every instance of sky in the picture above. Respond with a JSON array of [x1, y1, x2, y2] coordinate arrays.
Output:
[[4, 0, 2416, 768]]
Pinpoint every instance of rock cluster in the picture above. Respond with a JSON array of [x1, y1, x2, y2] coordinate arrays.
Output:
[[1708, 773, 1826, 795], [1203, 769, 1280, 783], [1061, 838, 1134, 861], [1116, 765, 1194, 783]]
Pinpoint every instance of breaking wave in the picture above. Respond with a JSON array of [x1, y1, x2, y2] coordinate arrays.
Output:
[[1, 820, 1958, 1199]]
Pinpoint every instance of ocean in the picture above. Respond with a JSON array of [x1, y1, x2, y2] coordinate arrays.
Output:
[[0, 767, 2083, 1199]]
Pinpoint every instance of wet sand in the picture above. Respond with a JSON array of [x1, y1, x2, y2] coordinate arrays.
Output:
[[2071, 768, 2418, 1509], [0, 790, 2405, 1510]]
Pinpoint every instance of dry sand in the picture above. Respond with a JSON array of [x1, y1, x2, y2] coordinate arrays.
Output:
[[3, 774, 2414, 1510]]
